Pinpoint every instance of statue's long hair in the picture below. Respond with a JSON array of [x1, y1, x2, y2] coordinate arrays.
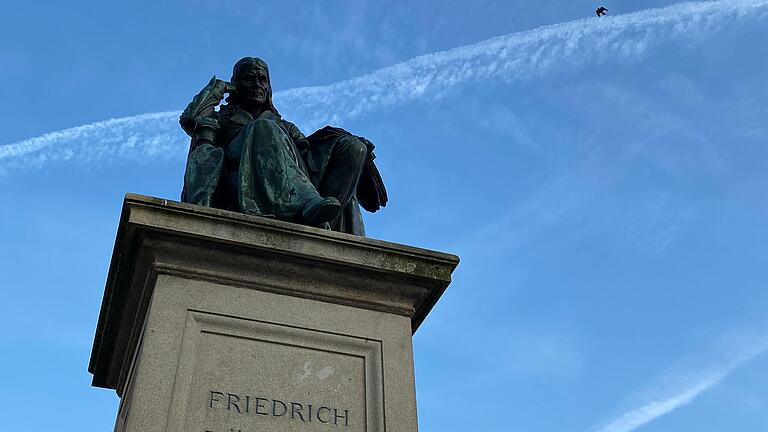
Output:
[[225, 56, 280, 116]]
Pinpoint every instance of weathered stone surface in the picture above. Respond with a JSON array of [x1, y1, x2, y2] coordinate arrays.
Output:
[[89, 194, 458, 432]]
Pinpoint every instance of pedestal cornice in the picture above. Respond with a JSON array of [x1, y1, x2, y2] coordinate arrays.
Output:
[[89, 193, 459, 392]]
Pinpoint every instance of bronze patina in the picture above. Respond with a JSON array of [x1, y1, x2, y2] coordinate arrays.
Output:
[[180, 57, 387, 235]]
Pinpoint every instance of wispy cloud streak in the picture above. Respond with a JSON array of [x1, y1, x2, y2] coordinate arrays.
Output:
[[0, 111, 182, 174], [2, 0, 767, 173], [592, 336, 768, 432], [278, 0, 768, 127]]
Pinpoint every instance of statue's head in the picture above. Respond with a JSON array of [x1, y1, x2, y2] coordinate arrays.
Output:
[[230, 57, 277, 114]]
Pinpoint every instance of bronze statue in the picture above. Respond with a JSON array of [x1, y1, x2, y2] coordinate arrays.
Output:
[[179, 57, 387, 236]]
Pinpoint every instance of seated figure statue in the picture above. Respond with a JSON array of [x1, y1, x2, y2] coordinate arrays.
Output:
[[179, 57, 386, 236]]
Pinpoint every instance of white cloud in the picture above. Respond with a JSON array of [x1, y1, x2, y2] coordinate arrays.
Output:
[[591, 336, 768, 432], [277, 0, 768, 129], [0, 111, 183, 174], [1, 0, 767, 174]]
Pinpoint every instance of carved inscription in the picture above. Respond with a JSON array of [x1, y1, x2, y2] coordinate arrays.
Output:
[[208, 390, 351, 427]]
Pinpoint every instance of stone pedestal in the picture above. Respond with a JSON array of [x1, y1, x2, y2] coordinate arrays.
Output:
[[89, 194, 459, 432]]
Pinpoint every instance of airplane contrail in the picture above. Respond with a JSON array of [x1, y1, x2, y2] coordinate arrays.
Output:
[[2, 0, 766, 174], [591, 335, 768, 432]]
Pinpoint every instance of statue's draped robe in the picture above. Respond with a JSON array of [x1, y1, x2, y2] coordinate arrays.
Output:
[[182, 106, 369, 235]]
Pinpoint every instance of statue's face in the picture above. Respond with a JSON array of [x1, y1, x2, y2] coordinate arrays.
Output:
[[234, 64, 270, 109]]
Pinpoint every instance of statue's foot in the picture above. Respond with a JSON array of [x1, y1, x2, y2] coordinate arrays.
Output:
[[301, 197, 341, 227]]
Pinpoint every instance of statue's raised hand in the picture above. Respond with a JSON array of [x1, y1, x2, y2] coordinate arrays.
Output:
[[180, 76, 233, 135]]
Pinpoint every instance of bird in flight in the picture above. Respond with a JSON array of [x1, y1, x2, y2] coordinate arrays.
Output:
[[596, 6, 608, 17]]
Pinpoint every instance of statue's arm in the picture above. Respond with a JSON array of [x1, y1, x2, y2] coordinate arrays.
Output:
[[179, 76, 232, 136], [355, 136, 388, 212]]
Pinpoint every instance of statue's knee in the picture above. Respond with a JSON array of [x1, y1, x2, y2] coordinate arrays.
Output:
[[246, 118, 272, 129], [246, 118, 283, 136], [338, 136, 367, 162]]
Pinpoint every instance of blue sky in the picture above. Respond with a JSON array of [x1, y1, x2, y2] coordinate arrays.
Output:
[[2, 0, 768, 430]]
